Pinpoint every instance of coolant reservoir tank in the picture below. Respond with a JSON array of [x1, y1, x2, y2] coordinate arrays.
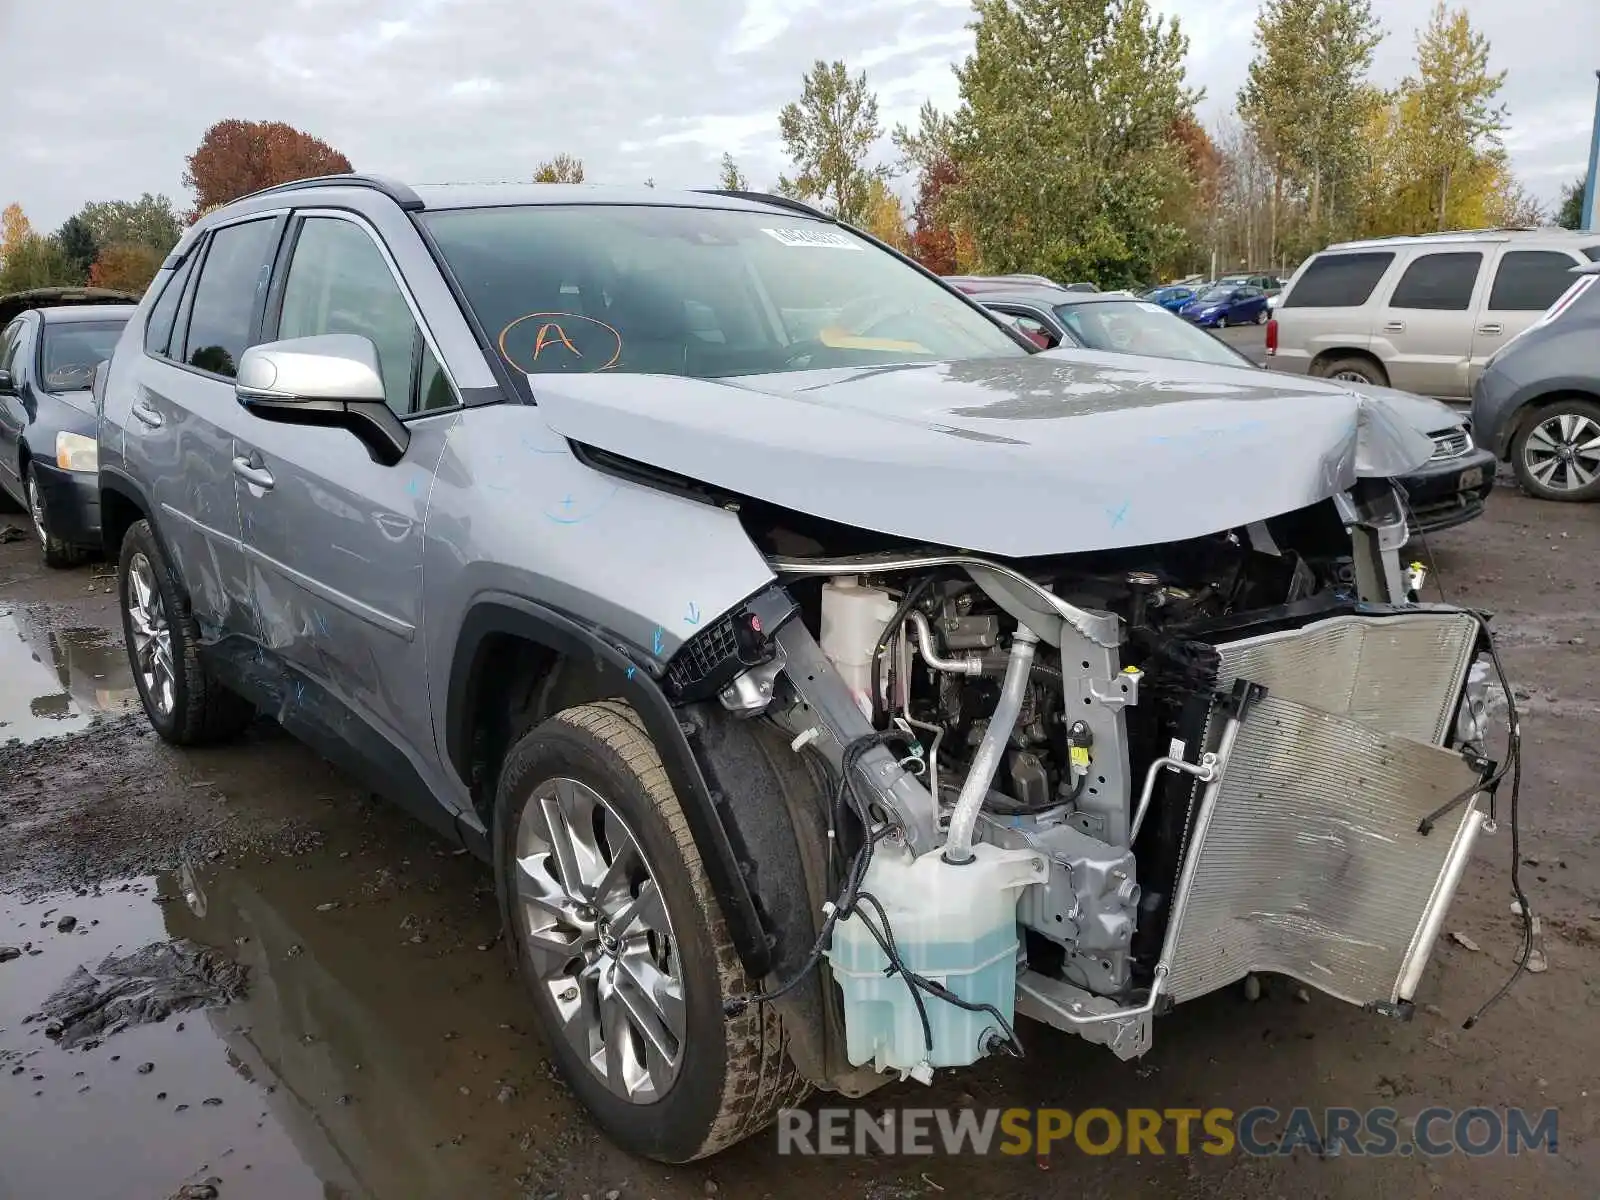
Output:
[[819, 578, 899, 720], [827, 842, 1048, 1077]]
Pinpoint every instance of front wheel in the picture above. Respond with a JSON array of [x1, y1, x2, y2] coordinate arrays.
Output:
[[1512, 399, 1600, 502], [1254, 308, 1269, 325], [494, 700, 810, 1162], [26, 470, 90, 569]]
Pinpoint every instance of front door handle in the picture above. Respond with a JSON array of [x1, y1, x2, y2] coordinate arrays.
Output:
[[1478, 323, 1503, 336], [1383, 320, 1406, 333], [131, 401, 163, 428], [232, 456, 275, 491]]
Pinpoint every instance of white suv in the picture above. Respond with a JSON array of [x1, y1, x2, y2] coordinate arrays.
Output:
[[1267, 228, 1600, 400]]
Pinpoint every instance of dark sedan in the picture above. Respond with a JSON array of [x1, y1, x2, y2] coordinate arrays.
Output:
[[980, 285, 1495, 536], [1472, 262, 1600, 502], [0, 294, 136, 565]]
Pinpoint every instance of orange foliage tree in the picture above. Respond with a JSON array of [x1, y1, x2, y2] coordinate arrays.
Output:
[[88, 243, 165, 295], [182, 120, 353, 220]]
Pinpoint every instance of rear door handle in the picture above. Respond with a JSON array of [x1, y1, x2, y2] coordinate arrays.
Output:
[[232, 456, 275, 491], [1478, 323, 1502, 336], [1382, 320, 1406, 333], [131, 401, 163, 428]]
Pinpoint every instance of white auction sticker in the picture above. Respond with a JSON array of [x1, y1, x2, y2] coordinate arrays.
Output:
[[761, 226, 860, 249]]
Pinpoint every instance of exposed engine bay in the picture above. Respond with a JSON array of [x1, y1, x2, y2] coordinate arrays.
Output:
[[694, 481, 1521, 1084]]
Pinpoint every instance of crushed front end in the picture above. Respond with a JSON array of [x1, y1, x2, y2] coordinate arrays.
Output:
[[700, 477, 1516, 1086]]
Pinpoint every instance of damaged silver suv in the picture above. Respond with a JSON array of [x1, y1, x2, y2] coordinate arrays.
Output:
[[96, 176, 1519, 1163]]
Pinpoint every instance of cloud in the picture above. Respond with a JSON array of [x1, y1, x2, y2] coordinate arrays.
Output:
[[0, 0, 1592, 231]]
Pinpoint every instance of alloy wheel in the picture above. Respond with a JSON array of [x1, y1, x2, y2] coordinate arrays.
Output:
[[513, 776, 685, 1104], [1523, 412, 1600, 493], [126, 551, 175, 717], [26, 475, 48, 544], [1332, 370, 1370, 383]]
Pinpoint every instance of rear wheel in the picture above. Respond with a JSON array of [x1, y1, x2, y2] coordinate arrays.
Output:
[[1512, 399, 1600, 502], [1316, 355, 1388, 387], [25, 470, 90, 569], [1254, 308, 1268, 325], [117, 519, 255, 744], [494, 700, 809, 1162]]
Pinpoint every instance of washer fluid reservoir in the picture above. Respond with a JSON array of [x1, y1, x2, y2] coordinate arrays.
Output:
[[827, 841, 1047, 1079]]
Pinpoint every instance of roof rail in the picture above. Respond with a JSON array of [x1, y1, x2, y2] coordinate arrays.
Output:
[[694, 189, 833, 221], [232, 173, 424, 211]]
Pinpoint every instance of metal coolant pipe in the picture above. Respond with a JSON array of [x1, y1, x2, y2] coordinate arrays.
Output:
[[942, 627, 1039, 864]]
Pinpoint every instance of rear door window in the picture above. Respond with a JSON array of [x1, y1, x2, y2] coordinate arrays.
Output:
[[1584, 246, 1600, 262], [1487, 250, 1584, 312], [143, 254, 196, 357], [1387, 251, 1482, 310], [182, 218, 279, 378], [1283, 252, 1395, 308]]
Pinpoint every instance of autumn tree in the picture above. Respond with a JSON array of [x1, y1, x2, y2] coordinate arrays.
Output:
[[1, 204, 31, 266], [183, 119, 353, 219], [0, 235, 75, 293], [907, 157, 964, 274], [717, 152, 748, 191], [87, 243, 165, 294], [533, 153, 586, 183], [777, 60, 889, 223], [78, 194, 182, 256], [860, 179, 910, 250], [945, 0, 1198, 287]]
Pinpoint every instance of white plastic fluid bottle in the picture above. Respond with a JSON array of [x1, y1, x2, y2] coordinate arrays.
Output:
[[818, 578, 900, 721], [826, 841, 1047, 1079]]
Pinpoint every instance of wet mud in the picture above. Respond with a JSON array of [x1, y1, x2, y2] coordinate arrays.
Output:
[[2, 490, 1599, 1199]]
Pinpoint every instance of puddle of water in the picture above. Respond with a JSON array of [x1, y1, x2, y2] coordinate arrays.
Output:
[[0, 605, 137, 745], [0, 856, 630, 1199]]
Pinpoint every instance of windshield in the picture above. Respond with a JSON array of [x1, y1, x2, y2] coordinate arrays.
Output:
[[420, 205, 1025, 379], [1198, 287, 1235, 302], [1053, 300, 1251, 368], [39, 320, 125, 392]]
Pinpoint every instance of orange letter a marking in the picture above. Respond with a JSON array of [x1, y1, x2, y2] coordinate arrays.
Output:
[[532, 323, 583, 360]]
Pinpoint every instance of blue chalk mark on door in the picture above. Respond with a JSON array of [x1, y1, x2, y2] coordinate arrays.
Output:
[[1106, 501, 1130, 528], [652, 626, 665, 656], [684, 602, 701, 627]]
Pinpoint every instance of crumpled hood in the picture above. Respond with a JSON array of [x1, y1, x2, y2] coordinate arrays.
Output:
[[528, 350, 1436, 558]]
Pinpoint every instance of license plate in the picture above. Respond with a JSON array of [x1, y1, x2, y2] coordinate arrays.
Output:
[[1458, 467, 1484, 490]]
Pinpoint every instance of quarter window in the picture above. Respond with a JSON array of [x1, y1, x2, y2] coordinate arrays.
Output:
[[183, 219, 279, 378], [1283, 252, 1395, 308], [276, 217, 450, 415], [1487, 250, 1583, 311], [143, 254, 196, 357], [1387, 251, 1482, 311]]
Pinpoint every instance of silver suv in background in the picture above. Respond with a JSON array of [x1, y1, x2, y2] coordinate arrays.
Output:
[[1267, 228, 1600, 399]]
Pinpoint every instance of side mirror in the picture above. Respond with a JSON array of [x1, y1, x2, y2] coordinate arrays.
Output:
[[235, 334, 409, 466], [0, 368, 13, 395]]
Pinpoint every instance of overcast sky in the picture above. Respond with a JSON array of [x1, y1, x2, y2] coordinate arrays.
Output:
[[2, 0, 1595, 230]]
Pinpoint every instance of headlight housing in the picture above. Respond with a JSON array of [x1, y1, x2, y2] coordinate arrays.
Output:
[[55, 431, 98, 474]]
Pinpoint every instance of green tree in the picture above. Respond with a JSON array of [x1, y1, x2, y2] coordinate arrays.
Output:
[[944, 0, 1198, 287], [717, 152, 748, 191], [1556, 175, 1588, 230], [1239, 0, 1384, 252], [777, 60, 889, 222], [0, 234, 75, 293], [77, 194, 183, 256], [533, 153, 585, 183], [55, 216, 98, 283]]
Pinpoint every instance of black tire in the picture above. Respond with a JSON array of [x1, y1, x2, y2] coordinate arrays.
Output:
[[1254, 307, 1269, 325], [494, 700, 810, 1162], [25, 469, 91, 569], [1316, 355, 1389, 387], [1510, 397, 1600, 503], [117, 518, 255, 745]]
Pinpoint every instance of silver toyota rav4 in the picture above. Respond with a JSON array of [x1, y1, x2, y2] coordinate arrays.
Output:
[[96, 176, 1520, 1163]]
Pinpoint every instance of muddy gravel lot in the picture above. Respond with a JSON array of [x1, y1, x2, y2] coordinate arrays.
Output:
[[1, 483, 1597, 1200]]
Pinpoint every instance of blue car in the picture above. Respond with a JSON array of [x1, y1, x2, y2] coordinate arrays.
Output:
[[1178, 284, 1270, 327], [1141, 285, 1196, 312]]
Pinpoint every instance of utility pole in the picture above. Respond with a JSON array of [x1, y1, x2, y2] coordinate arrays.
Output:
[[1584, 70, 1600, 231]]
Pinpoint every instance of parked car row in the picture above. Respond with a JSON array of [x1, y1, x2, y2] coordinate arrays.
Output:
[[57, 176, 1511, 1164]]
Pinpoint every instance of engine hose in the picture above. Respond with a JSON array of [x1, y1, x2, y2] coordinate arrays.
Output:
[[943, 628, 1038, 863]]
